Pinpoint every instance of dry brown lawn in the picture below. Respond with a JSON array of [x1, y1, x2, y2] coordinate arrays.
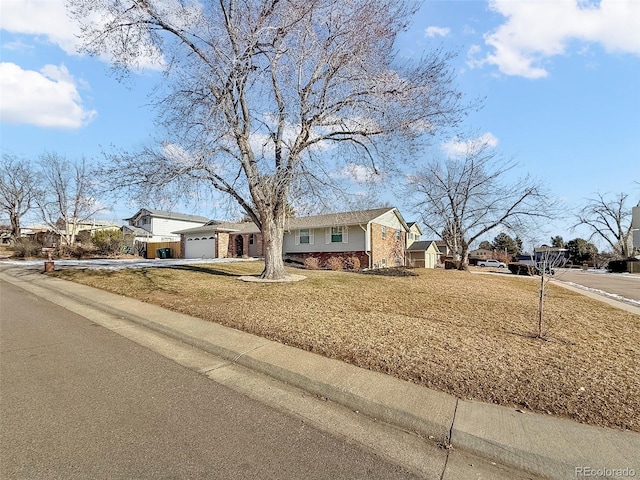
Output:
[[51, 262, 640, 432]]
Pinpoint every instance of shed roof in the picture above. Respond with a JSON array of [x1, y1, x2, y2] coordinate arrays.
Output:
[[406, 240, 439, 252]]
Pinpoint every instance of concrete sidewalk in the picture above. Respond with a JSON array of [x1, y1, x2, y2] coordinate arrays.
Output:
[[2, 266, 639, 480]]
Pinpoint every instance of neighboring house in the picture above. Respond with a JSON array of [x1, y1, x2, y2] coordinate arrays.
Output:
[[20, 220, 119, 246], [406, 240, 440, 269], [20, 224, 58, 246], [469, 248, 493, 260], [62, 219, 120, 240], [122, 209, 209, 244], [434, 241, 455, 261], [175, 207, 411, 269], [406, 222, 423, 248], [468, 247, 494, 265], [534, 246, 570, 265]]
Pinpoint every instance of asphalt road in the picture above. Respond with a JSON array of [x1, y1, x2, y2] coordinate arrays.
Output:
[[0, 279, 421, 480], [554, 268, 640, 302]]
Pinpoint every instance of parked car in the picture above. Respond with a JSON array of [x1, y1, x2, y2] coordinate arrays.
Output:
[[477, 259, 506, 268]]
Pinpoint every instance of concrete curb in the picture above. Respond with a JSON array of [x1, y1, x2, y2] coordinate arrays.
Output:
[[3, 266, 639, 480]]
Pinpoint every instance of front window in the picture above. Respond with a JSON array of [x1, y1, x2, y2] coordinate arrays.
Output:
[[381, 226, 386, 239], [249, 234, 255, 245], [299, 229, 310, 244], [331, 226, 343, 243], [395, 230, 401, 241]]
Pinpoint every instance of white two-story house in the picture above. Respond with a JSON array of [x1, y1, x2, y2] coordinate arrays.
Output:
[[122, 209, 209, 246]]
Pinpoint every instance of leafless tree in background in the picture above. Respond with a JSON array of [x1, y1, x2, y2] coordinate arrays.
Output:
[[37, 153, 104, 247], [0, 154, 40, 242], [67, 0, 469, 279], [406, 137, 553, 270], [574, 192, 638, 258]]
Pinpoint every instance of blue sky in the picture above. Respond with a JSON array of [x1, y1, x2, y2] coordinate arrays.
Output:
[[1, 0, 639, 249]]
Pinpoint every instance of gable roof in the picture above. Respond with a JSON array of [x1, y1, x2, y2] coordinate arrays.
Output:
[[174, 221, 260, 235], [124, 208, 209, 224], [285, 207, 407, 230], [407, 240, 439, 252], [406, 222, 423, 235], [121, 225, 151, 236], [173, 207, 409, 235]]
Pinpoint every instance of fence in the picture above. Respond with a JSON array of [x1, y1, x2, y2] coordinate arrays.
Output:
[[144, 241, 182, 259]]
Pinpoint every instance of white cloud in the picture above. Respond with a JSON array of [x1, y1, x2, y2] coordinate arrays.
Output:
[[0, 62, 96, 129], [441, 132, 499, 158], [469, 0, 640, 78], [1, 0, 164, 69], [0, 0, 80, 55], [425, 26, 451, 38], [334, 163, 383, 184]]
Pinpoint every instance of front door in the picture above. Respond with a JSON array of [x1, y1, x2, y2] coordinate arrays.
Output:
[[235, 235, 244, 257]]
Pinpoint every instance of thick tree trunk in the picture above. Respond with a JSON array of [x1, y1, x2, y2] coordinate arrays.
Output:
[[459, 242, 470, 270], [259, 210, 287, 280], [9, 212, 20, 241]]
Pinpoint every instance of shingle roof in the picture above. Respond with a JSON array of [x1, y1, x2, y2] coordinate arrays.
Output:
[[173, 221, 260, 235], [173, 207, 405, 235], [121, 225, 151, 236], [285, 207, 402, 230], [407, 240, 438, 251], [124, 208, 209, 223]]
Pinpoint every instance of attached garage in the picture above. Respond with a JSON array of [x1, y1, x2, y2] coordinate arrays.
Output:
[[184, 235, 216, 259]]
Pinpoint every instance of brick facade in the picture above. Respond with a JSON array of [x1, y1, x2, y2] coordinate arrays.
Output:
[[227, 233, 264, 258], [285, 251, 369, 269], [370, 223, 405, 268], [216, 232, 230, 258]]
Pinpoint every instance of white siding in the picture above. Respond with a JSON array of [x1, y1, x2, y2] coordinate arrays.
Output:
[[151, 218, 206, 240], [375, 210, 406, 230], [284, 226, 366, 253]]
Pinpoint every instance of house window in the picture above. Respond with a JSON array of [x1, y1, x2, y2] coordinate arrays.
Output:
[[331, 226, 343, 243], [299, 229, 310, 244], [381, 226, 386, 239], [381, 257, 387, 266], [395, 230, 401, 241], [249, 234, 255, 245]]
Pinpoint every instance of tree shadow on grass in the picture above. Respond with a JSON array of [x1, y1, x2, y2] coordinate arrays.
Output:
[[159, 264, 245, 277], [504, 328, 576, 345]]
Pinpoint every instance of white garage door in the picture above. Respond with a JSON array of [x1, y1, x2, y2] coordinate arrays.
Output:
[[184, 236, 216, 259]]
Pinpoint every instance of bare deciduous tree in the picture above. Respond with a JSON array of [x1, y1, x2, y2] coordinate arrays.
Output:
[[0, 154, 40, 242], [574, 192, 639, 258], [68, 0, 468, 279], [37, 153, 104, 247], [406, 136, 553, 269], [532, 247, 568, 340]]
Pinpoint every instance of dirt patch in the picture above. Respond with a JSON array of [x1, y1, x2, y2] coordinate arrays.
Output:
[[238, 274, 307, 283], [51, 261, 640, 432]]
